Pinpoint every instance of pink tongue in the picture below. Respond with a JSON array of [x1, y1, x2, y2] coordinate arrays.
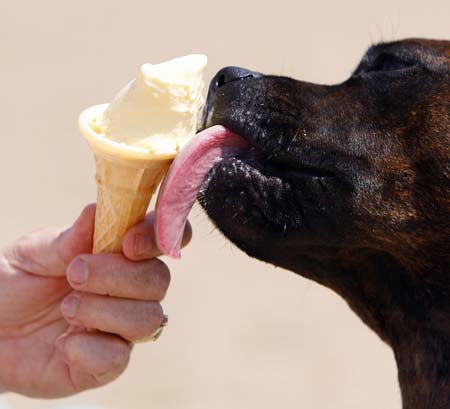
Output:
[[155, 125, 250, 258]]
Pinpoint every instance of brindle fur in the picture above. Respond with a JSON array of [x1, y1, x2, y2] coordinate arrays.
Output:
[[199, 39, 450, 409]]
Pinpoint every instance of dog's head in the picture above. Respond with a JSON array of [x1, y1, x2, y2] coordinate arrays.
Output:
[[199, 39, 449, 290]]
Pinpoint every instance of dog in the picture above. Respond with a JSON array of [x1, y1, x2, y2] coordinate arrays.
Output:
[[198, 39, 450, 409]]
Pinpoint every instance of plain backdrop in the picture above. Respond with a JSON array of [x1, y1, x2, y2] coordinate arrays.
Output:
[[1, 0, 448, 408]]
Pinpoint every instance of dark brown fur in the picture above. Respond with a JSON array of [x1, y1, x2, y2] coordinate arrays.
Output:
[[200, 39, 450, 408]]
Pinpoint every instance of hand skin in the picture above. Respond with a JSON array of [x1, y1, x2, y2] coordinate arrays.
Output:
[[0, 204, 191, 398]]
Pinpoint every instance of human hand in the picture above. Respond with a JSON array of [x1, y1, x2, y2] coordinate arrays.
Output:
[[0, 204, 191, 398]]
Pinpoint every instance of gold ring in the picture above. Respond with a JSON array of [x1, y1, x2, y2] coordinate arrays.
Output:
[[135, 314, 168, 343]]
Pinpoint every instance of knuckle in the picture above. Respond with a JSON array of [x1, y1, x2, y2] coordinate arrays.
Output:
[[13, 239, 29, 261], [109, 341, 131, 371], [12, 232, 40, 262], [128, 302, 163, 341], [62, 335, 82, 366], [141, 259, 171, 299], [153, 260, 171, 292]]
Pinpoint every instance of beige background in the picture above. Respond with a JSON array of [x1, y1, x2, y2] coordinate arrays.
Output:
[[1, 0, 448, 408]]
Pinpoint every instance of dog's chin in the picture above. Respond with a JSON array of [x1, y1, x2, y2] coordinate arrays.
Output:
[[198, 153, 292, 240], [198, 158, 283, 261], [197, 148, 335, 262]]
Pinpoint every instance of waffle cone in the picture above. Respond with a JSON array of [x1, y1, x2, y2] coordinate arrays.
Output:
[[92, 149, 171, 253], [79, 104, 173, 254]]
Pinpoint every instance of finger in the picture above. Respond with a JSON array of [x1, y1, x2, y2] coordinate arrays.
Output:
[[61, 292, 165, 342], [56, 331, 131, 386], [6, 204, 96, 277], [122, 211, 192, 261], [66, 254, 170, 301]]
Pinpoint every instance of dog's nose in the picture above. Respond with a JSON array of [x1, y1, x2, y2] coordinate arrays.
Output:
[[201, 67, 262, 129], [209, 66, 262, 96]]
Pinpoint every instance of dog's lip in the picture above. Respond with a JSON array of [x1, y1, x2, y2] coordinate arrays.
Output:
[[219, 124, 337, 180], [205, 115, 336, 180], [154, 125, 250, 258]]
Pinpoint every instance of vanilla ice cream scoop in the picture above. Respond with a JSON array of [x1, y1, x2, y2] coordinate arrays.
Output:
[[87, 54, 207, 159], [79, 54, 207, 253]]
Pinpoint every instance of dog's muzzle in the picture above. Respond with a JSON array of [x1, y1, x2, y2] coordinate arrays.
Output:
[[202, 66, 262, 128]]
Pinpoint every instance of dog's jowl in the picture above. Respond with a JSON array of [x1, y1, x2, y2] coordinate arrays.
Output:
[[200, 39, 450, 409]]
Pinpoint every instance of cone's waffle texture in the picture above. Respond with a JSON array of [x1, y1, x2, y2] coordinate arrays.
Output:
[[92, 150, 171, 253]]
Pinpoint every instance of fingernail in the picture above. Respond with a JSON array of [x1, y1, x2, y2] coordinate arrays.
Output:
[[67, 258, 88, 285], [134, 234, 151, 257], [61, 295, 79, 318]]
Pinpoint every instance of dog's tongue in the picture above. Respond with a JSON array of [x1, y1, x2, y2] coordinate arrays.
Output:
[[155, 125, 249, 258]]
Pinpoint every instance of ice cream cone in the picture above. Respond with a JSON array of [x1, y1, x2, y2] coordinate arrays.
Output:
[[79, 104, 172, 253], [91, 149, 170, 253]]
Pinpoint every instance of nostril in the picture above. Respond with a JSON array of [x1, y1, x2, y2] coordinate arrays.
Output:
[[213, 66, 262, 90]]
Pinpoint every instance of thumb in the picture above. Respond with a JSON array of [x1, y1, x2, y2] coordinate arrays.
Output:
[[7, 204, 96, 277]]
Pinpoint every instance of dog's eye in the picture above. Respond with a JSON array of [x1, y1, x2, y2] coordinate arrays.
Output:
[[367, 54, 413, 73]]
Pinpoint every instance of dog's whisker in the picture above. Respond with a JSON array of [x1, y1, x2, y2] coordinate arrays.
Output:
[[287, 128, 301, 152]]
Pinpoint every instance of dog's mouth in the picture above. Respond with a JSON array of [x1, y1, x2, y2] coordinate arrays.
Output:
[[155, 124, 336, 258], [155, 126, 248, 258]]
